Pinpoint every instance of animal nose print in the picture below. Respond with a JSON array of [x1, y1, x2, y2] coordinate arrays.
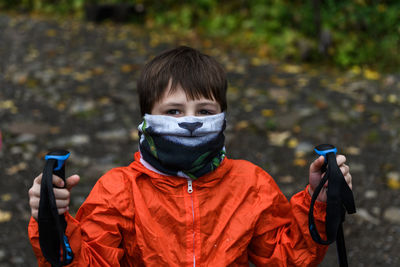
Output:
[[178, 122, 203, 133]]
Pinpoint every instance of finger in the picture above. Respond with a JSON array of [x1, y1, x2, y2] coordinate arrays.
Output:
[[65, 175, 80, 190], [52, 175, 65, 188], [340, 164, 350, 176], [336, 155, 346, 166], [56, 198, 70, 209], [32, 210, 38, 220], [29, 197, 40, 209], [310, 156, 325, 173], [28, 183, 41, 198], [33, 173, 43, 185], [54, 188, 70, 200], [58, 206, 69, 215], [345, 173, 352, 190]]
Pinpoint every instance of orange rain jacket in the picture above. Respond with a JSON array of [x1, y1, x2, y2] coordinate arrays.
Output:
[[29, 152, 328, 266]]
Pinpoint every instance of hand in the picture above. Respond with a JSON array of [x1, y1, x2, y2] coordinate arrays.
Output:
[[308, 155, 352, 202], [28, 173, 80, 220]]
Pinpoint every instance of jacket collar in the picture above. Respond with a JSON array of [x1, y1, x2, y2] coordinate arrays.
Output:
[[129, 151, 233, 193]]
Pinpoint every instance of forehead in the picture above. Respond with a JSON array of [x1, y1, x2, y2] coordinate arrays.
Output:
[[160, 81, 217, 102]]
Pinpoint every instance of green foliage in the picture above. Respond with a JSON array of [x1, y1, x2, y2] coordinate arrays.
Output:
[[1, 0, 399, 71]]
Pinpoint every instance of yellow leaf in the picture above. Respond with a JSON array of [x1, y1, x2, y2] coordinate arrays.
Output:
[[130, 129, 139, 141], [344, 146, 361, 156], [373, 94, 383, 103], [364, 69, 380, 80], [121, 64, 133, 73], [6, 162, 27, 175], [46, 29, 57, 37], [294, 158, 307, 167], [235, 120, 250, 130], [57, 101, 66, 111], [1, 194, 11, 202], [287, 138, 298, 149], [59, 67, 73, 75], [282, 64, 301, 74], [261, 109, 274, 117], [0, 210, 12, 223], [92, 66, 105, 75], [350, 65, 362, 75], [0, 100, 18, 113], [98, 97, 111, 105], [244, 104, 253, 112], [388, 94, 397, 104], [293, 125, 302, 133], [50, 126, 61, 134], [354, 104, 365, 112], [387, 172, 400, 190], [268, 131, 290, 146]]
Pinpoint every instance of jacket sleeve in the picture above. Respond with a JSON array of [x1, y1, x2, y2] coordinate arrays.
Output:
[[248, 170, 328, 266], [28, 168, 135, 267]]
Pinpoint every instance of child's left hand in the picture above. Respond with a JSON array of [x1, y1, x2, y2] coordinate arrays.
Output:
[[308, 155, 352, 202]]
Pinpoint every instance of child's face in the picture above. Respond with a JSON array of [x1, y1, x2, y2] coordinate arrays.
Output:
[[151, 84, 222, 117]]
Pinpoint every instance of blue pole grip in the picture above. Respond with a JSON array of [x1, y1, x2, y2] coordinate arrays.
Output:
[[45, 152, 70, 171]]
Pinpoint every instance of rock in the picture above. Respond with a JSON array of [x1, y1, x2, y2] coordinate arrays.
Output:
[[383, 207, 400, 224], [54, 134, 90, 147], [0, 248, 5, 261], [364, 190, 378, 199], [355, 208, 380, 225], [7, 121, 51, 135], [95, 129, 128, 141]]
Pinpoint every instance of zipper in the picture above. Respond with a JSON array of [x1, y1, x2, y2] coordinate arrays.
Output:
[[187, 179, 193, 194], [187, 179, 195, 266]]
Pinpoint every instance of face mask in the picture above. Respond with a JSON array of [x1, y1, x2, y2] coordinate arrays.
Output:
[[138, 113, 226, 179]]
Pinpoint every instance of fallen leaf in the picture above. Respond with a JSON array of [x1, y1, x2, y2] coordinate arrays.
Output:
[[364, 69, 380, 80], [287, 137, 299, 149], [0, 210, 12, 223], [282, 64, 301, 74], [46, 29, 57, 37], [388, 94, 397, 104], [373, 94, 383, 103], [293, 158, 307, 167], [121, 64, 133, 73], [261, 109, 274, 117], [130, 129, 139, 141], [268, 131, 290, 146], [6, 162, 28, 175], [387, 172, 400, 190], [235, 120, 250, 130], [344, 146, 361, 156], [1, 194, 11, 202]]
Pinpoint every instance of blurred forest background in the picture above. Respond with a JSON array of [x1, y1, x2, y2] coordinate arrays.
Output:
[[1, 0, 399, 72], [1, 0, 400, 266]]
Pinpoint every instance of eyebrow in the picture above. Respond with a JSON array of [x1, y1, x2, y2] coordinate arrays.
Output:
[[163, 101, 218, 106]]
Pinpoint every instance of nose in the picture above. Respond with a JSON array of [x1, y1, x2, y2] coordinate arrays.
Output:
[[178, 122, 203, 133]]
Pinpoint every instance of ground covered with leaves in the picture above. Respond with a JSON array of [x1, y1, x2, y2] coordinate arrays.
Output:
[[1, 13, 400, 266]]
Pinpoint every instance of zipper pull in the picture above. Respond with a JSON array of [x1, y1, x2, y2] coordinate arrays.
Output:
[[187, 179, 193, 194]]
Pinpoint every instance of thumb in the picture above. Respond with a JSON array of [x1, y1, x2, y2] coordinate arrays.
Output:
[[309, 156, 325, 173], [65, 174, 80, 190]]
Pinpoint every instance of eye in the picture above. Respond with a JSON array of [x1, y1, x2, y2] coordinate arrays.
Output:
[[198, 109, 214, 115], [166, 109, 181, 116]]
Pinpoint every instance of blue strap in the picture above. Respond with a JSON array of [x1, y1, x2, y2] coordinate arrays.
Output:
[[45, 153, 70, 171]]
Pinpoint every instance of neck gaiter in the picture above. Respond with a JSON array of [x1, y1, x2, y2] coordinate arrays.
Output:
[[138, 113, 226, 179]]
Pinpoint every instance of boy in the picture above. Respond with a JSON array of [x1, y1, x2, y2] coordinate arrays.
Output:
[[28, 46, 352, 266]]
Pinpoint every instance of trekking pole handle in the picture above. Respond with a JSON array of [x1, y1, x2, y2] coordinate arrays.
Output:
[[45, 150, 70, 185]]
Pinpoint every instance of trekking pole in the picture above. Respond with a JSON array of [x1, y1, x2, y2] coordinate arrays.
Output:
[[38, 150, 74, 267], [308, 144, 356, 267]]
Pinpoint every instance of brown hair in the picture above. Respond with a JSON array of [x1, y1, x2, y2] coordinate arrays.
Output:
[[137, 46, 227, 116]]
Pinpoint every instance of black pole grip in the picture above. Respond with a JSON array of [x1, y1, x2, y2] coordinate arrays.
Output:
[[38, 150, 73, 266]]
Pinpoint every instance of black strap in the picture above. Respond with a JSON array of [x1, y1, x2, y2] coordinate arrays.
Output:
[[308, 144, 356, 267], [38, 151, 73, 267]]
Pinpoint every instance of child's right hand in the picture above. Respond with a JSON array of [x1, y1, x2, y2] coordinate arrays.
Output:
[[28, 174, 80, 220]]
